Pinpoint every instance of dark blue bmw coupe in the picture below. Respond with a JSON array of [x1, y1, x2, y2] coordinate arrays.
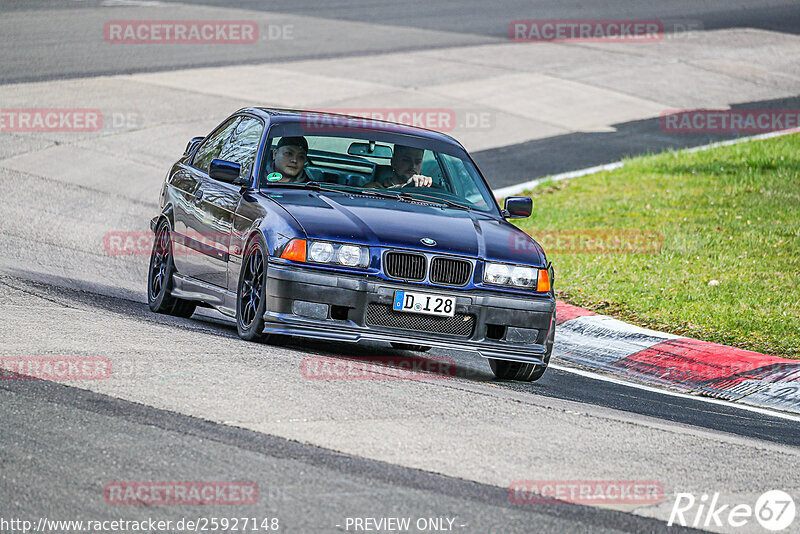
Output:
[[148, 108, 555, 381]]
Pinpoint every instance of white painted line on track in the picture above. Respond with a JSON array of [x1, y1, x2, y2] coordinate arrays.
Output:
[[680, 127, 800, 154], [493, 126, 800, 198], [550, 363, 800, 423], [493, 162, 623, 198]]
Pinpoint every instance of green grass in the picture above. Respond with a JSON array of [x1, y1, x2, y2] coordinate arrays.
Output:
[[514, 134, 800, 358]]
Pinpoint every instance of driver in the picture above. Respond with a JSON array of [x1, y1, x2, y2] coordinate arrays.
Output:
[[366, 145, 434, 188], [267, 136, 311, 183]]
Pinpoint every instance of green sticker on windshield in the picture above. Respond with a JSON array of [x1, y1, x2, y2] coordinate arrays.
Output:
[[267, 172, 283, 182]]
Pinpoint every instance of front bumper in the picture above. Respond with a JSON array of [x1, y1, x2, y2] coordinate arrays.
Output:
[[262, 262, 555, 364]]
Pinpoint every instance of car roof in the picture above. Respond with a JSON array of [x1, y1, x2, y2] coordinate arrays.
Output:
[[238, 107, 465, 149]]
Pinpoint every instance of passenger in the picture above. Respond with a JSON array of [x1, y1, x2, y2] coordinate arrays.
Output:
[[267, 136, 312, 183], [365, 145, 434, 188]]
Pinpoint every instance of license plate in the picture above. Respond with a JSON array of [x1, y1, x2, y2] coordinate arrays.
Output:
[[392, 290, 455, 317]]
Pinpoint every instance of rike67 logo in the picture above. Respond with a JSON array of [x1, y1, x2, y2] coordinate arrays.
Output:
[[668, 490, 796, 531]]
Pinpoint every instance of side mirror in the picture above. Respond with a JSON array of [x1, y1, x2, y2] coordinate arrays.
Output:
[[209, 158, 244, 185], [184, 136, 204, 156], [502, 196, 532, 219]]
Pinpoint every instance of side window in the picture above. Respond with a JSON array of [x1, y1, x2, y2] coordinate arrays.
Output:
[[218, 117, 264, 180], [192, 117, 242, 173], [440, 154, 491, 210], [420, 150, 446, 189]]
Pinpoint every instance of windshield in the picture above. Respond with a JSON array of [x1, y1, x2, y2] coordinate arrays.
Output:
[[260, 129, 498, 214]]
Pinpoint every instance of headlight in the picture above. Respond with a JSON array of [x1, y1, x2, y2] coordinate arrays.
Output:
[[301, 240, 369, 268], [510, 266, 537, 288], [338, 245, 362, 266], [309, 241, 334, 263], [484, 263, 510, 285], [484, 262, 542, 289]]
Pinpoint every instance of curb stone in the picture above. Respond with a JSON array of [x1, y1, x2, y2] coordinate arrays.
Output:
[[553, 301, 800, 416]]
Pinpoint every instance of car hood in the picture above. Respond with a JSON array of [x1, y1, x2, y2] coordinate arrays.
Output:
[[262, 190, 546, 266]]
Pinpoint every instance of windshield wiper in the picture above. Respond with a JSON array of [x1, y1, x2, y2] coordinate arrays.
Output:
[[352, 188, 472, 211], [265, 182, 471, 211], [262, 181, 345, 194], [352, 188, 412, 201], [400, 192, 472, 211], [264, 182, 405, 200]]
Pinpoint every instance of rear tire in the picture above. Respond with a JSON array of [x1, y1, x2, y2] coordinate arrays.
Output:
[[236, 236, 286, 345], [148, 219, 197, 318], [390, 343, 431, 352], [489, 315, 555, 382]]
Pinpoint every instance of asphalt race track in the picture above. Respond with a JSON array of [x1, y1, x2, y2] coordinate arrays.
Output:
[[1, 2, 799, 533]]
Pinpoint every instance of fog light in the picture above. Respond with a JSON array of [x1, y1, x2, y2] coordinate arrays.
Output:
[[506, 327, 539, 344], [292, 301, 329, 319]]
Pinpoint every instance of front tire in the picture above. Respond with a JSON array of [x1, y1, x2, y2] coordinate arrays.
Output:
[[236, 236, 285, 345], [148, 219, 196, 318], [489, 315, 555, 382]]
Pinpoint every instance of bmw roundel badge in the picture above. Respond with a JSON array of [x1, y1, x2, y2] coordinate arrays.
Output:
[[421, 238, 436, 246]]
